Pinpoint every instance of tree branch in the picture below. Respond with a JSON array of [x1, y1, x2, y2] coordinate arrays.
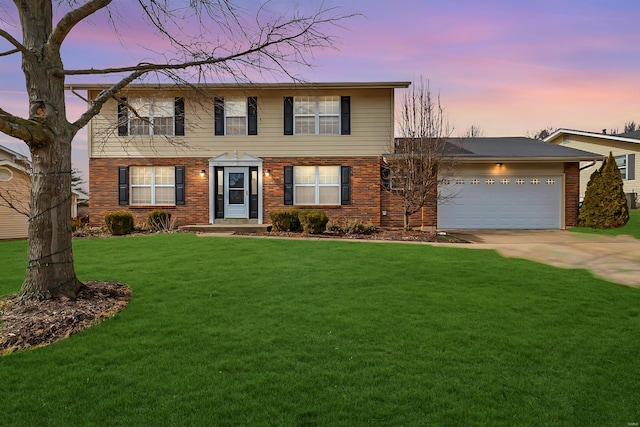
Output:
[[0, 106, 55, 148], [48, 0, 113, 50], [71, 70, 146, 130], [0, 27, 27, 55]]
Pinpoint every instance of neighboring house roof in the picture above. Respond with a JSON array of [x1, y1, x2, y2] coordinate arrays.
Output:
[[72, 189, 89, 201], [615, 130, 640, 139], [544, 128, 640, 146], [0, 144, 31, 173], [0, 144, 30, 163], [65, 81, 412, 91], [390, 137, 604, 163]]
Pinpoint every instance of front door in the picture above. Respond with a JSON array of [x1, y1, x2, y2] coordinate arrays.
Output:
[[225, 167, 249, 218]]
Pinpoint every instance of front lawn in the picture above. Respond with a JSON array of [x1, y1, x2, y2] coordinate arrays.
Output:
[[570, 209, 640, 239], [1, 234, 639, 425]]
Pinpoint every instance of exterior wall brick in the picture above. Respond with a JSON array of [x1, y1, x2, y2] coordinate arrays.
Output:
[[90, 156, 388, 227], [89, 158, 210, 226], [262, 157, 382, 225], [564, 162, 580, 227]]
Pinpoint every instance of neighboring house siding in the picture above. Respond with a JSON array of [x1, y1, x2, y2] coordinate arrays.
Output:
[[553, 134, 640, 198], [88, 88, 394, 158], [0, 169, 30, 240]]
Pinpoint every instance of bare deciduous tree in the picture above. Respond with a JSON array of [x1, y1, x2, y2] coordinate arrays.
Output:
[[0, 1, 354, 300], [527, 126, 555, 140], [382, 78, 455, 230], [462, 125, 483, 138]]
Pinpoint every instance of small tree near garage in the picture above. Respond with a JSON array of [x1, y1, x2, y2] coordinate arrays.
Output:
[[577, 152, 629, 228], [382, 78, 455, 230]]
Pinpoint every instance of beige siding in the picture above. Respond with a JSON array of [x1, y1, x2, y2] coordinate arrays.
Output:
[[88, 88, 394, 158], [0, 169, 30, 240], [550, 135, 640, 198]]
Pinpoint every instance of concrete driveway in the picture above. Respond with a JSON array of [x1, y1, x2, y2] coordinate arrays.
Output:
[[446, 230, 640, 287]]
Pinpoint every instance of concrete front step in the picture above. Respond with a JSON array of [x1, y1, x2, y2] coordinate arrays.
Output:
[[179, 224, 272, 233]]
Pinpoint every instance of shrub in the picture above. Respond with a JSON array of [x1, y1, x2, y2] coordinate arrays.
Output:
[[269, 210, 293, 231], [343, 219, 381, 235], [147, 209, 174, 232], [104, 210, 134, 236], [298, 209, 329, 234], [578, 152, 629, 228], [71, 219, 84, 232]]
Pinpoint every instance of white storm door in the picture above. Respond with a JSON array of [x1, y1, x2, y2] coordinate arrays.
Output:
[[225, 167, 249, 218]]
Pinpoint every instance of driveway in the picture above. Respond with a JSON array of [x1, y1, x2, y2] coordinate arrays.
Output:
[[446, 230, 640, 287]]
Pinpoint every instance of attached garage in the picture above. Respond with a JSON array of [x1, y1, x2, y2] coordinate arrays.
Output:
[[426, 137, 605, 230], [438, 175, 562, 229]]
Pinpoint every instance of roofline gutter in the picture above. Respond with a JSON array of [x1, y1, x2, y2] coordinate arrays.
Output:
[[64, 81, 412, 91]]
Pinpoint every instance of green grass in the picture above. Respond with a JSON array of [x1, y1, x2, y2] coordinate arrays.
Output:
[[570, 209, 640, 239], [1, 234, 640, 426]]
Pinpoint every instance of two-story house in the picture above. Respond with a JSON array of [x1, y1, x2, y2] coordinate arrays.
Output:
[[74, 82, 602, 230], [74, 82, 410, 228]]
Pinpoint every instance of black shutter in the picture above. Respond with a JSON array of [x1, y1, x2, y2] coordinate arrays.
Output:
[[284, 166, 294, 205], [214, 96, 224, 136], [118, 166, 129, 205], [341, 166, 351, 205], [248, 97, 258, 135], [117, 98, 128, 136], [283, 97, 294, 135], [174, 97, 185, 136], [628, 154, 635, 180], [175, 166, 185, 205], [340, 96, 351, 135]]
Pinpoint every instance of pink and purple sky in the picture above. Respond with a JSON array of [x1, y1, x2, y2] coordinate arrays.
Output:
[[1, 0, 640, 186]]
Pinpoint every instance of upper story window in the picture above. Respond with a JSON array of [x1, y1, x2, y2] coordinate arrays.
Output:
[[284, 96, 350, 136], [117, 97, 184, 137], [294, 96, 340, 135], [214, 96, 258, 136]]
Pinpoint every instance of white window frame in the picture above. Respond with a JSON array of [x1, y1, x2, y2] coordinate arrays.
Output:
[[294, 166, 341, 205], [615, 154, 628, 180], [224, 97, 247, 136], [129, 98, 175, 136], [130, 166, 176, 206], [294, 96, 340, 135]]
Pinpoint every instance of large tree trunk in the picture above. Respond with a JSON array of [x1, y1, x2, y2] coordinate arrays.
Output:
[[18, 1, 83, 299]]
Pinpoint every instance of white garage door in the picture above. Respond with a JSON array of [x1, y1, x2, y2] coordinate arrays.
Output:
[[438, 176, 563, 229]]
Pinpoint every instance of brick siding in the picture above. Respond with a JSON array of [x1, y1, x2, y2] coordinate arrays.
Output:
[[89, 158, 210, 226], [564, 162, 580, 227]]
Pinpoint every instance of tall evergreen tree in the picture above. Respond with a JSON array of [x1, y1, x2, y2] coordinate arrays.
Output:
[[577, 152, 629, 228]]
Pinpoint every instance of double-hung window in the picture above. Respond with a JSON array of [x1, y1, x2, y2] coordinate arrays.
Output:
[[128, 98, 175, 136], [294, 166, 341, 205], [214, 96, 258, 136], [224, 97, 247, 135], [293, 96, 340, 135], [130, 166, 176, 205], [615, 154, 629, 180]]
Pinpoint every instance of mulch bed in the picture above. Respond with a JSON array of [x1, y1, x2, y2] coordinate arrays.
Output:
[[234, 229, 471, 243], [0, 281, 131, 355]]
